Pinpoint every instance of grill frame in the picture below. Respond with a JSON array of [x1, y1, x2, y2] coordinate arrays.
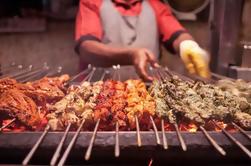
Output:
[[0, 131, 251, 165], [0, 64, 251, 165]]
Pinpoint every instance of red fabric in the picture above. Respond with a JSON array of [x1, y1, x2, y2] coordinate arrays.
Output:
[[75, 0, 185, 42]]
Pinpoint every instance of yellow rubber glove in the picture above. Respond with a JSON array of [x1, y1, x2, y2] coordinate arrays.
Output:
[[180, 40, 211, 78]]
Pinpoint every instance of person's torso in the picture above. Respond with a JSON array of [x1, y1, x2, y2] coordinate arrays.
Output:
[[100, 0, 160, 57]]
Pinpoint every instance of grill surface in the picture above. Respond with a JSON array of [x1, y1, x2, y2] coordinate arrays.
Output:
[[0, 64, 251, 165], [0, 131, 251, 165]]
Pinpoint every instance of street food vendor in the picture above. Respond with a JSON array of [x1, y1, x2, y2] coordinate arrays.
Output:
[[75, 0, 211, 80]]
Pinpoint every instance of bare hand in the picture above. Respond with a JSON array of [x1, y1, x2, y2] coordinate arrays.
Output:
[[129, 48, 160, 81]]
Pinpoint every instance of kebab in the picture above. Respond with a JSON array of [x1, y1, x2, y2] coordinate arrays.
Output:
[[93, 80, 127, 130], [149, 75, 251, 129], [0, 75, 69, 130], [47, 81, 103, 130], [124, 79, 155, 130]]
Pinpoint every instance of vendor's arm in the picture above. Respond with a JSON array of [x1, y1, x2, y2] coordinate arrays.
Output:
[[150, 0, 211, 78]]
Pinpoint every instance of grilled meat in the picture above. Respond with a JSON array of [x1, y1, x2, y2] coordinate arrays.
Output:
[[47, 81, 103, 130], [94, 80, 127, 130], [217, 79, 251, 103], [150, 75, 251, 129], [0, 77, 17, 94], [0, 89, 41, 129], [125, 80, 155, 130]]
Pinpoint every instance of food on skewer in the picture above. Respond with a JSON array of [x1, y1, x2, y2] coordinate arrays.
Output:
[[0, 89, 41, 129], [0, 75, 69, 130], [125, 80, 155, 130], [217, 79, 251, 103], [94, 80, 127, 130], [149, 75, 251, 129], [47, 81, 103, 130]]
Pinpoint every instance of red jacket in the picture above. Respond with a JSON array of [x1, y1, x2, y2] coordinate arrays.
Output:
[[75, 0, 186, 54]]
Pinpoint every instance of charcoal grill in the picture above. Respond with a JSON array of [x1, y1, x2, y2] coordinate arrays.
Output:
[[0, 64, 251, 166]]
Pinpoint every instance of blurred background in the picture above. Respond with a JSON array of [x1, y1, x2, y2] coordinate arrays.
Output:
[[0, 0, 250, 79]]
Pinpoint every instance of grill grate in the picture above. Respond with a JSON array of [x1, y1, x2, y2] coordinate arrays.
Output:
[[0, 64, 250, 165]]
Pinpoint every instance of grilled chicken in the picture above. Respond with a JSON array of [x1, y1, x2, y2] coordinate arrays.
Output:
[[0, 89, 41, 129]]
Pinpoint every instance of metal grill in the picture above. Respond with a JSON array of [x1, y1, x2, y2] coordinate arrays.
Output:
[[0, 64, 250, 166]]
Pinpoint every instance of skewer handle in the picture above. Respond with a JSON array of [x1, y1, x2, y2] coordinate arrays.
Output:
[[214, 122, 251, 158], [58, 119, 85, 166], [85, 119, 100, 161], [174, 123, 187, 151], [115, 122, 120, 157], [150, 116, 160, 145], [232, 122, 251, 141], [135, 116, 142, 147], [22, 125, 50, 166], [161, 119, 168, 150], [50, 123, 71, 166], [200, 126, 226, 156], [0, 118, 16, 132]]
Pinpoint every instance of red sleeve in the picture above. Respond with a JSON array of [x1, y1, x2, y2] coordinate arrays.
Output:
[[75, 0, 103, 41], [149, 0, 187, 53]]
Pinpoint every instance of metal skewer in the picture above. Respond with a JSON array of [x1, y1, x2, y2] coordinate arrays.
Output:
[[115, 121, 120, 157], [57, 68, 103, 165], [85, 119, 100, 161], [0, 118, 16, 132], [50, 123, 72, 166], [174, 123, 187, 151], [161, 119, 168, 149], [65, 65, 92, 86], [57, 119, 86, 166], [150, 116, 160, 145], [214, 122, 251, 158], [22, 124, 50, 166], [16, 65, 48, 81], [232, 122, 251, 141], [80, 67, 96, 85], [135, 116, 142, 147], [45, 66, 62, 77], [199, 126, 226, 156], [112, 65, 121, 157], [19, 67, 49, 83], [0, 65, 33, 79]]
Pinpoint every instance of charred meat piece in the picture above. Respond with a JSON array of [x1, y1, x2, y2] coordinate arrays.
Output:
[[125, 80, 155, 130], [47, 81, 103, 130], [0, 89, 41, 129], [25, 75, 69, 103], [0, 77, 17, 94]]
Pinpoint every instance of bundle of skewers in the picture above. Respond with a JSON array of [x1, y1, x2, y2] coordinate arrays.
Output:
[[1, 65, 251, 165]]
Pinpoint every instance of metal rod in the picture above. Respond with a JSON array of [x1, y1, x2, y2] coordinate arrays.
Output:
[[135, 116, 142, 147], [161, 119, 168, 149], [150, 116, 160, 145], [45, 66, 62, 77], [232, 122, 251, 141], [115, 121, 120, 157], [65, 66, 92, 85], [87, 67, 96, 82], [199, 126, 226, 156], [19, 69, 48, 83], [50, 123, 71, 166], [22, 124, 50, 166], [0, 118, 16, 132], [79, 67, 96, 85], [100, 70, 109, 81], [0, 65, 33, 79], [85, 119, 100, 161], [214, 122, 251, 158], [211, 72, 235, 81], [174, 123, 187, 151], [57, 119, 85, 166], [16, 66, 49, 81]]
